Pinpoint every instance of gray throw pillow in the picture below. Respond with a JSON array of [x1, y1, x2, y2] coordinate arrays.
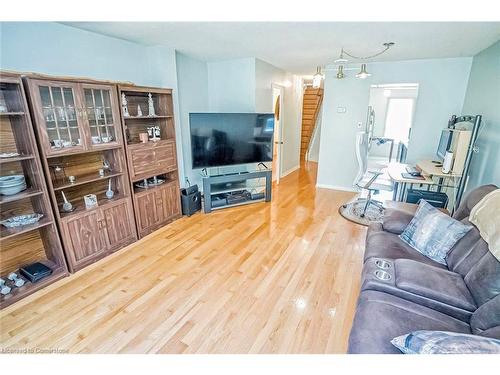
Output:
[[392, 330, 500, 354], [399, 200, 472, 265]]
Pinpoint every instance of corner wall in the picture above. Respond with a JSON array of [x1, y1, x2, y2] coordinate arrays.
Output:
[[461, 40, 500, 191]]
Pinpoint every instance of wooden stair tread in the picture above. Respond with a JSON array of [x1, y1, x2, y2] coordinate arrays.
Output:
[[300, 88, 324, 160]]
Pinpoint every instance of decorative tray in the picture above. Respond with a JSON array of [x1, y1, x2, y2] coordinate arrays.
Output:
[[1, 213, 43, 228], [0, 152, 20, 158], [135, 178, 165, 189]]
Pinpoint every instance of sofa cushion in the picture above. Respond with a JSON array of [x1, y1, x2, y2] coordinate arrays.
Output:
[[399, 200, 472, 265], [394, 259, 476, 312], [347, 291, 471, 354], [464, 251, 500, 307], [446, 222, 485, 276], [470, 292, 500, 336], [364, 229, 446, 268], [391, 330, 500, 354], [452, 184, 498, 221], [382, 209, 414, 235]]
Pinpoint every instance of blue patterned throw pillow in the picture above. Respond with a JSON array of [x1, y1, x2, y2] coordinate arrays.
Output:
[[391, 330, 500, 354], [399, 200, 472, 265]]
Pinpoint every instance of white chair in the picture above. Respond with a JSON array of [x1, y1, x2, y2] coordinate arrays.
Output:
[[353, 131, 393, 217]]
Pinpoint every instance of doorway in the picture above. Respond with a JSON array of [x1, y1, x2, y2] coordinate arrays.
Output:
[[367, 83, 419, 166], [272, 84, 284, 183]]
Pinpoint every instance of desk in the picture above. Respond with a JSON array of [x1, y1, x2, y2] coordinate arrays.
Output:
[[417, 159, 462, 192], [417, 159, 462, 178], [387, 162, 435, 201]]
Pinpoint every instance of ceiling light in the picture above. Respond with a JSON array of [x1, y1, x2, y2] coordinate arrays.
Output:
[[356, 64, 371, 79], [336, 65, 345, 79], [334, 49, 348, 64], [312, 66, 323, 88]]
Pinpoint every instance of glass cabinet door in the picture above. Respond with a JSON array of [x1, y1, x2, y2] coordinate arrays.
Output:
[[82, 85, 121, 148], [37, 82, 85, 154]]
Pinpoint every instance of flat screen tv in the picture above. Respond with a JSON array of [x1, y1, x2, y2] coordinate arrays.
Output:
[[189, 113, 275, 169]]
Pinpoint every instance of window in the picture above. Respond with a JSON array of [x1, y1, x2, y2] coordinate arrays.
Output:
[[384, 98, 414, 142]]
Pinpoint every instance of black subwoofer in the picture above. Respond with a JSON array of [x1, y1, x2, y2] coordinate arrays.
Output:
[[180, 185, 202, 216]]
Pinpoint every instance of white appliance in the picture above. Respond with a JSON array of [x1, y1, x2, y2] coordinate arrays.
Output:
[[442, 151, 454, 174]]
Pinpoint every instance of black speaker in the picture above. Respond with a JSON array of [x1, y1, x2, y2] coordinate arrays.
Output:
[[406, 189, 449, 208], [180, 185, 202, 216]]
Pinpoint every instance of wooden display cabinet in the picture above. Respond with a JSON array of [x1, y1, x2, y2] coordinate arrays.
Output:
[[118, 85, 181, 238], [24, 76, 137, 273], [0, 72, 68, 308]]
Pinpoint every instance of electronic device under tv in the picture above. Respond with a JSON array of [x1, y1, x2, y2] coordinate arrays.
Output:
[[436, 129, 453, 160], [190, 113, 275, 169]]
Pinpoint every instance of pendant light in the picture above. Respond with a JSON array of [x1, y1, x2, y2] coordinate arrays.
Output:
[[336, 65, 345, 79], [356, 64, 371, 79], [312, 66, 323, 88]]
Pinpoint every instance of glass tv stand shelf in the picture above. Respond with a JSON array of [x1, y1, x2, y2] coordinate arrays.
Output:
[[202, 170, 272, 213]]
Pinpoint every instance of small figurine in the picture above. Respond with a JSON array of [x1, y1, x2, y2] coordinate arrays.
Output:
[[147, 93, 156, 117], [61, 191, 73, 212], [84, 194, 98, 209], [121, 93, 130, 117], [105, 179, 114, 199], [137, 105, 143, 117]]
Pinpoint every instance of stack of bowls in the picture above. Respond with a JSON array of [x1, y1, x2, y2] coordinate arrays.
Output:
[[0, 175, 27, 195]]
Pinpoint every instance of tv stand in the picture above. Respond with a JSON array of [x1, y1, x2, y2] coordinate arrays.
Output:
[[202, 170, 272, 213]]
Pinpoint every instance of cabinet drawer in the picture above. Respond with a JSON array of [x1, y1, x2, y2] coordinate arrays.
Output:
[[128, 140, 177, 180], [130, 147, 157, 179], [155, 142, 177, 171]]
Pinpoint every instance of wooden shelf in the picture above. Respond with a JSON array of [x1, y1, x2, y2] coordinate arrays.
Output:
[[0, 217, 53, 242], [0, 155, 35, 164], [53, 171, 124, 191], [0, 72, 68, 309], [45, 144, 123, 158], [133, 179, 177, 195], [0, 111, 25, 117], [0, 187, 44, 204], [124, 115, 172, 121], [118, 84, 181, 239], [58, 193, 126, 219], [126, 137, 176, 147], [0, 264, 67, 309]]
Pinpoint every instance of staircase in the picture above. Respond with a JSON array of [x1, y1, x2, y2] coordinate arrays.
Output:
[[300, 87, 324, 161]]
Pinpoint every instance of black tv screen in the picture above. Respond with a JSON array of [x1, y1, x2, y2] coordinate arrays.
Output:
[[190, 113, 275, 169]]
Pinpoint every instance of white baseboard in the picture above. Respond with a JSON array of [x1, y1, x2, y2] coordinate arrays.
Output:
[[316, 183, 358, 193], [281, 165, 300, 178]]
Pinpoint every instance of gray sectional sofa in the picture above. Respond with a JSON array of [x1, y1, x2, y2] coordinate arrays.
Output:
[[348, 184, 500, 354]]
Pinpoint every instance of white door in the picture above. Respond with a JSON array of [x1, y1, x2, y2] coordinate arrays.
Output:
[[272, 84, 284, 184]]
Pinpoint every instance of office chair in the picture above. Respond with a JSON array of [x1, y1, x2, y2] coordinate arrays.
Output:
[[352, 131, 393, 218]]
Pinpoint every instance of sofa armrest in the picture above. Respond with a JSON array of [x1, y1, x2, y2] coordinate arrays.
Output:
[[382, 209, 414, 234]]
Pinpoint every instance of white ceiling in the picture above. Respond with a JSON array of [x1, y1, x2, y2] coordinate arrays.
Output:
[[64, 22, 500, 75]]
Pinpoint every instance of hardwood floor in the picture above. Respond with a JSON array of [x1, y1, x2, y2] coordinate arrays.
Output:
[[0, 162, 366, 354]]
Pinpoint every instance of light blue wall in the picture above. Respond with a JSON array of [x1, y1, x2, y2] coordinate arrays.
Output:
[[2, 22, 157, 86], [317, 57, 472, 190], [207, 58, 256, 112], [175, 52, 209, 187], [462, 40, 500, 191], [0, 22, 186, 183]]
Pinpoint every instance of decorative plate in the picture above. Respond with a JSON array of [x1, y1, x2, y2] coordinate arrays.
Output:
[[1, 213, 43, 228]]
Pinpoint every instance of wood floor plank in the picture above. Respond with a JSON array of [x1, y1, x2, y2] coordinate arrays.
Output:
[[0, 162, 366, 353]]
